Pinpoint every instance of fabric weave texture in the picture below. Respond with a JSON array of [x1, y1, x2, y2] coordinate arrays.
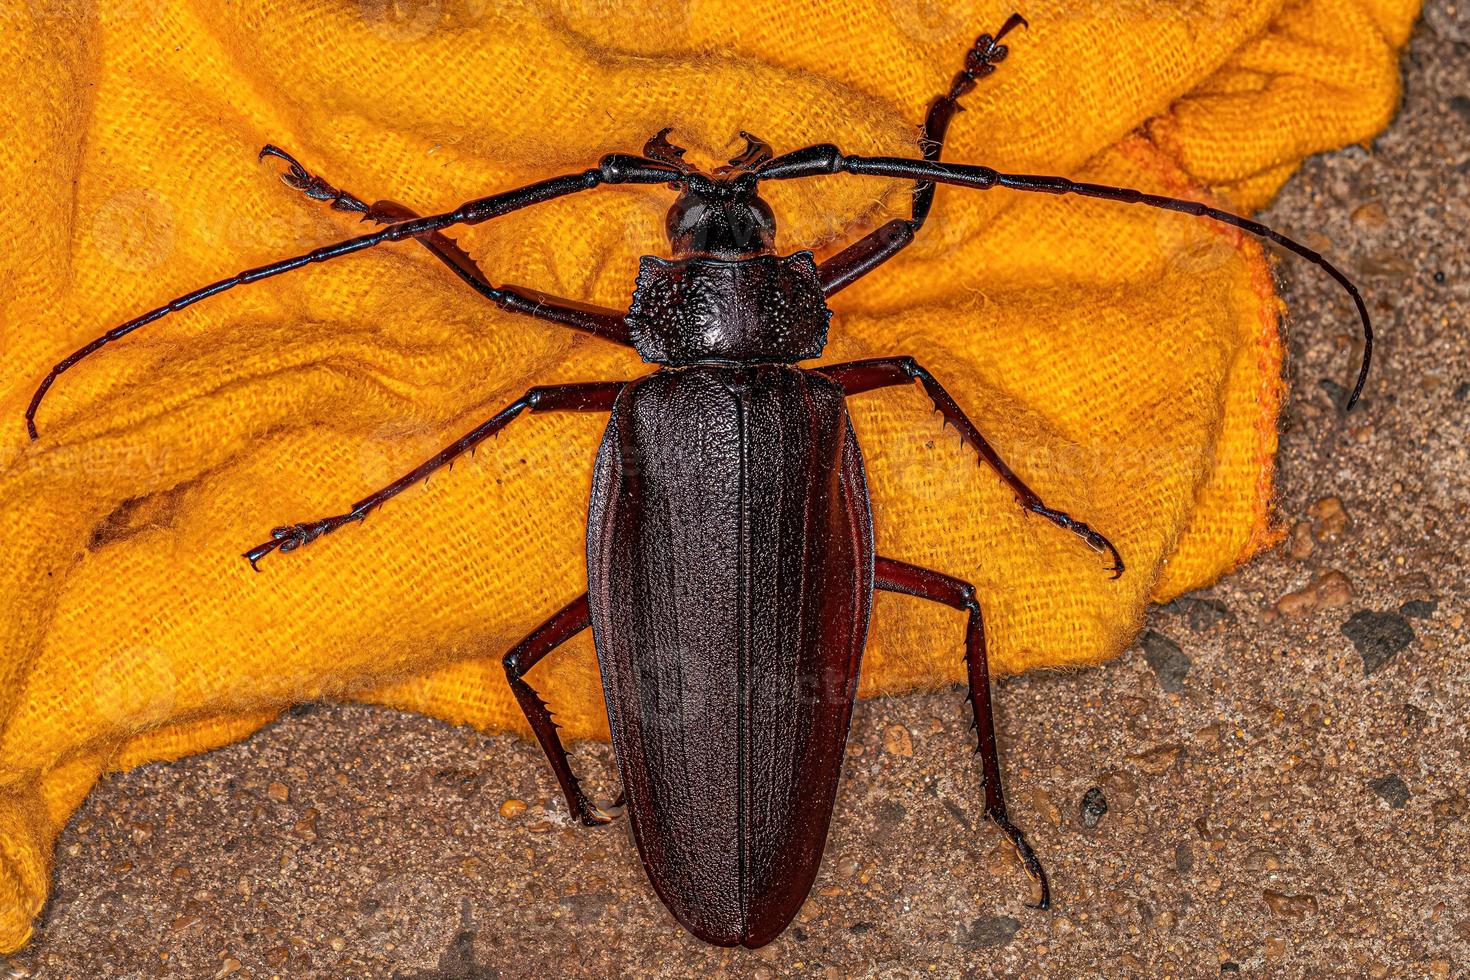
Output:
[[0, 0, 1417, 951]]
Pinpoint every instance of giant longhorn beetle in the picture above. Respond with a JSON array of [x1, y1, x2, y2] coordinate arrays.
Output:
[[25, 14, 1370, 948]]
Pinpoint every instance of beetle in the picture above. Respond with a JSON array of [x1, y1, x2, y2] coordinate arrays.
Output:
[[24, 14, 1370, 948]]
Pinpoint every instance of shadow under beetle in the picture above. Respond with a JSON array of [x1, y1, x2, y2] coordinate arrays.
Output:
[[25, 14, 1372, 948]]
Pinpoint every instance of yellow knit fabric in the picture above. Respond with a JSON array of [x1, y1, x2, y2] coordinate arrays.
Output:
[[0, 0, 1415, 952]]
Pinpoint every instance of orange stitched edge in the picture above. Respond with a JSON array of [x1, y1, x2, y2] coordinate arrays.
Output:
[[1115, 133, 1287, 575]]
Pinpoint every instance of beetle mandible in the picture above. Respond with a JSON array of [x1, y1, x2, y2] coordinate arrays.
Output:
[[24, 14, 1371, 948]]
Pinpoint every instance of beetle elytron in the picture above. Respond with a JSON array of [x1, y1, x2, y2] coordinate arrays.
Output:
[[25, 14, 1370, 947]]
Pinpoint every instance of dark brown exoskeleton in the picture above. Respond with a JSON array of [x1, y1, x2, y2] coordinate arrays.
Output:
[[25, 15, 1371, 948]]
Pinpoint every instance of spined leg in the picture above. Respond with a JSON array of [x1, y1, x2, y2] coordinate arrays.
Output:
[[815, 12, 1027, 295], [754, 147, 1371, 410], [503, 594, 619, 826], [26, 150, 678, 439], [244, 381, 623, 568], [874, 556, 1049, 909], [824, 357, 1123, 577], [259, 146, 631, 344]]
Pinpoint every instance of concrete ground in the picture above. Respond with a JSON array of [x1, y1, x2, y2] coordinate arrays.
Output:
[[7, 6, 1468, 978]]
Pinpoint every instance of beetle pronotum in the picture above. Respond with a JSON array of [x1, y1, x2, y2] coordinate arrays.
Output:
[[25, 13, 1370, 948]]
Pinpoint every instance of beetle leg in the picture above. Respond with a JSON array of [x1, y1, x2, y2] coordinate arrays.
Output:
[[26, 152, 680, 440], [824, 357, 1124, 577], [760, 150, 1372, 410], [814, 13, 1027, 296], [874, 556, 1050, 910], [502, 593, 620, 827], [244, 381, 624, 568], [258, 146, 632, 345]]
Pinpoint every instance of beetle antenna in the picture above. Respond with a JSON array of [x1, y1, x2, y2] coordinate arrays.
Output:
[[24, 152, 679, 439], [758, 151, 1372, 410], [988, 170, 1373, 411]]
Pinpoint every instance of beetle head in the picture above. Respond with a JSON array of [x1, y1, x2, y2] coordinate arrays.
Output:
[[646, 130, 778, 259]]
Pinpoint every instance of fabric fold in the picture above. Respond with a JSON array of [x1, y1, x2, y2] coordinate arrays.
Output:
[[0, 0, 1418, 952]]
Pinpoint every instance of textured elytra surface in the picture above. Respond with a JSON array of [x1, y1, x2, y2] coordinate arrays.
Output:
[[587, 365, 872, 947]]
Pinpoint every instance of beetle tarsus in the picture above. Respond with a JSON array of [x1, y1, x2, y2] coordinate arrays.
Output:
[[1027, 504, 1125, 578], [575, 797, 618, 826], [988, 807, 1051, 910], [580, 787, 627, 826], [259, 144, 368, 214], [241, 512, 365, 568], [949, 13, 1028, 99]]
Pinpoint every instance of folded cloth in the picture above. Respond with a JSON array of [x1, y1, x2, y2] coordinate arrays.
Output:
[[0, 0, 1417, 951]]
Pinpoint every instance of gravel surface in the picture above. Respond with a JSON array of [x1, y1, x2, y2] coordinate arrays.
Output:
[[7, 7, 1467, 978]]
